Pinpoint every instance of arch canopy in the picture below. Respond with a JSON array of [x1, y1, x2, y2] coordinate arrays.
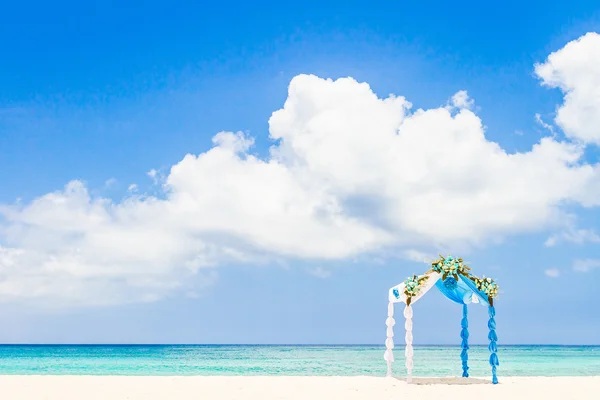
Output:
[[387, 256, 497, 307], [384, 255, 500, 384]]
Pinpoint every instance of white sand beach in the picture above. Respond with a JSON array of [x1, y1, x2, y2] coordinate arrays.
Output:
[[0, 376, 598, 399]]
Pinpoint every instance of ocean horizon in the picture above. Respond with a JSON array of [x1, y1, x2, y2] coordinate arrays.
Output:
[[0, 345, 598, 377]]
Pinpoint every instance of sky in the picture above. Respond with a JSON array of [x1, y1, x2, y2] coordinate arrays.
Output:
[[1, 1, 600, 345]]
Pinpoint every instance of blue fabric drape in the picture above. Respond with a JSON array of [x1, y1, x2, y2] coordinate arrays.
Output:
[[435, 277, 473, 304], [435, 275, 498, 383], [458, 275, 490, 306], [434, 278, 471, 377], [488, 305, 499, 384], [460, 304, 469, 377], [461, 276, 499, 384]]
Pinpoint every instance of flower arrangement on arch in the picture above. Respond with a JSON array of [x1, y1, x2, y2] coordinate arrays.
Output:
[[399, 254, 499, 306], [403, 274, 429, 305], [470, 276, 499, 305], [430, 255, 471, 281]]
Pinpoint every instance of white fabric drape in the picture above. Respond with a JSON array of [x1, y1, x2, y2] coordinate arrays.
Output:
[[384, 302, 395, 377], [385, 271, 441, 381], [388, 272, 441, 304], [403, 304, 414, 382]]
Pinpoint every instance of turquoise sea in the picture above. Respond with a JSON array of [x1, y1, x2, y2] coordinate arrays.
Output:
[[0, 345, 598, 376]]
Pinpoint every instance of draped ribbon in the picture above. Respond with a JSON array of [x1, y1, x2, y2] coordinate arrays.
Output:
[[386, 273, 441, 382], [436, 278, 471, 377], [460, 304, 469, 377], [384, 302, 395, 377], [403, 304, 414, 383], [488, 305, 499, 384]]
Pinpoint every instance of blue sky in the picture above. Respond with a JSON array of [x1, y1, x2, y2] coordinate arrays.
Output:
[[1, 1, 600, 344]]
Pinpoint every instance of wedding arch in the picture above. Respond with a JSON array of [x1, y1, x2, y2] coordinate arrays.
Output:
[[384, 255, 500, 384]]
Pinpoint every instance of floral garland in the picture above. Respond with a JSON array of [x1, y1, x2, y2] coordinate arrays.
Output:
[[403, 274, 429, 306], [469, 276, 499, 306], [430, 255, 471, 280], [431, 255, 499, 304], [399, 255, 499, 306]]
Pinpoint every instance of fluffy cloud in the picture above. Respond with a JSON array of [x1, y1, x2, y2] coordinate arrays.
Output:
[[544, 268, 560, 278], [545, 227, 600, 247], [573, 259, 600, 273], [450, 90, 474, 110], [535, 32, 600, 144], [3, 33, 600, 306], [307, 267, 332, 279]]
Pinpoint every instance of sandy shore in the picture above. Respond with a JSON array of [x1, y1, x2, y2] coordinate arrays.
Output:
[[0, 375, 598, 399]]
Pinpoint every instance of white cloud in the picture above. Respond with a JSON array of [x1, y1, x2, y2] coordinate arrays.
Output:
[[544, 268, 560, 278], [212, 130, 254, 153], [534, 113, 556, 136], [573, 259, 600, 272], [450, 90, 474, 110], [3, 34, 600, 306], [402, 249, 434, 264], [545, 227, 600, 247], [535, 32, 600, 145], [308, 267, 332, 279], [147, 169, 162, 185], [105, 178, 117, 187], [128, 184, 138, 193]]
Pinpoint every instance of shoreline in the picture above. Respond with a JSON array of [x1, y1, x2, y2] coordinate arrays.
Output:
[[1, 375, 598, 399]]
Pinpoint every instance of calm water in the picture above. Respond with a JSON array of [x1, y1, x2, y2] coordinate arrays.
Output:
[[0, 345, 598, 376]]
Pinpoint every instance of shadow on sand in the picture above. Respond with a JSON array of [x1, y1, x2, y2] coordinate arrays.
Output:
[[394, 377, 492, 385]]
